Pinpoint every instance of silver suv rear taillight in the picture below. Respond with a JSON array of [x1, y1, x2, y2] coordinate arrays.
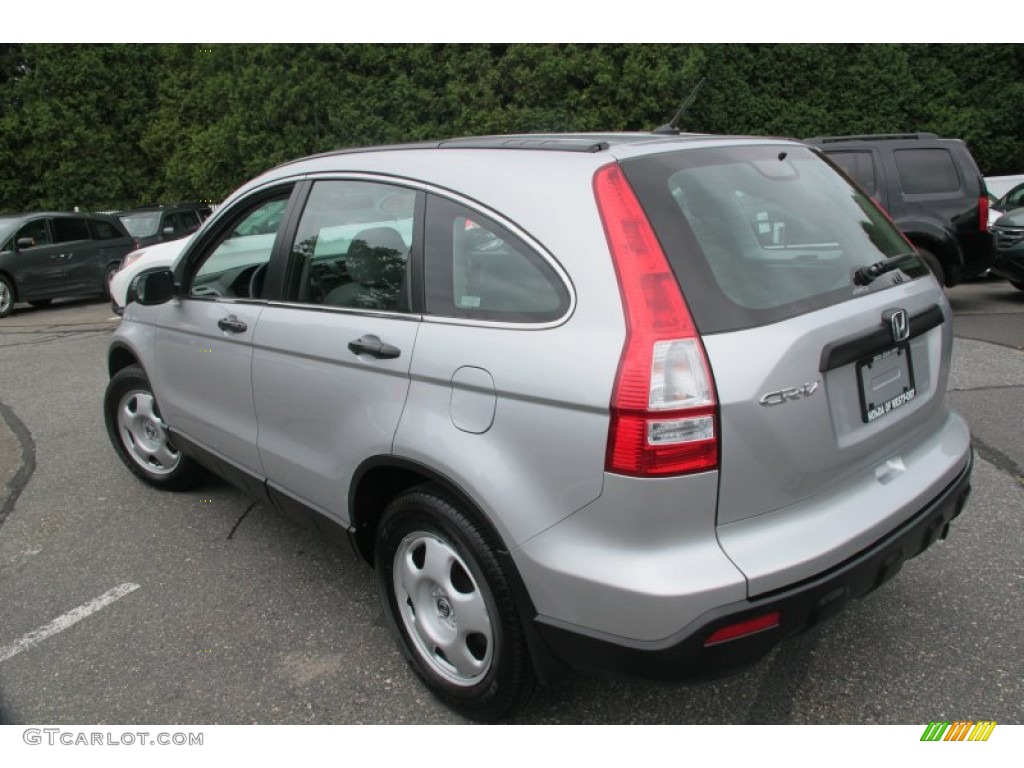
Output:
[[594, 163, 719, 477]]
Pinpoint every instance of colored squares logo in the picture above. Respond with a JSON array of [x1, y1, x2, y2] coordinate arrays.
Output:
[[921, 721, 997, 742]]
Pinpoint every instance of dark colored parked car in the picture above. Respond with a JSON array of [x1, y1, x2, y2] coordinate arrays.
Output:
[[992, 182, 1024, 220], [805, 133, 994, 287], [0, 211, 134, 317], [990, 207, 1024, 291], [118, 203, 208, 250]]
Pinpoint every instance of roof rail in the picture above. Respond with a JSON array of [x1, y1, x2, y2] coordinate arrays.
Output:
[[805, 133, 940, 144], [439, 136, 610, 153]]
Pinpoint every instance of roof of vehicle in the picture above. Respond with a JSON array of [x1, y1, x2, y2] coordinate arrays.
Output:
[[217, 131, 808, 223], [804, 133, 945, 144], [0, 210, 113, 220], [271, 131, 800, 170], [119, 203, 207, 216]]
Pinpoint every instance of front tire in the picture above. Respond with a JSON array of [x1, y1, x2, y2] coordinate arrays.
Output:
[[375, 485, 536, 721], [1011, 281, 1024, 292], [0, 275, 14, 318], [104, 364, 205, 490]]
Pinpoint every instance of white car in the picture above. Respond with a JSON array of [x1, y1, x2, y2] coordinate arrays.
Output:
[[109, 235, 192, 314], [110, 198, 293, 314]]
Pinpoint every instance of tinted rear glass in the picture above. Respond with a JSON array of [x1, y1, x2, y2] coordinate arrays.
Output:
[[622, 144, 919, 334], [826, 150, 877, 194], [90, 218, 126, 240], [52, 217, 91, 242], [894, 148, 960, 194]]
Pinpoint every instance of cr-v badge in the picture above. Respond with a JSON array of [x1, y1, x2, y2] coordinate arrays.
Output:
[[759, 381, 820, 407]]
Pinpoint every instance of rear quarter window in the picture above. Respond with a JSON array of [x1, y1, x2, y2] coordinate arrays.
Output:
[[424, 196, 569, 324], [623, 145, 918, 334], [90, 218, 126, 240], [894, 148, 961, 194]]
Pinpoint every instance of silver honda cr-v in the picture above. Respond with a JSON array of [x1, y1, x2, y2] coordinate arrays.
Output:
[[104, 133, 973, 721]]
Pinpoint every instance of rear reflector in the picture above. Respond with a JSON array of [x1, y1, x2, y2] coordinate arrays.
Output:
[[704, 612, 782, 646]]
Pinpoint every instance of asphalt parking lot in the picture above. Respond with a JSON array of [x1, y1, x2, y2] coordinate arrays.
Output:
[[0, 283, 1021, 725]]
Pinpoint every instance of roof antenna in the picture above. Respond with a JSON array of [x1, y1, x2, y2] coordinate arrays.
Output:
[[653, 77, 707, 136]]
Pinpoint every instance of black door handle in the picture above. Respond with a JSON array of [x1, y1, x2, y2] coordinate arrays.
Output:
[[348, 334, 401, 359], [217, 315, 247, 333]]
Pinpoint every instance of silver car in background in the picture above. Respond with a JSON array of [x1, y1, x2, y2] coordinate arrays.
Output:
[[104, 133, 973, 721]]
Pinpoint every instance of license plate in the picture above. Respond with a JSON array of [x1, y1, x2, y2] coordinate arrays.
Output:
[[857, 344, 916, 423]]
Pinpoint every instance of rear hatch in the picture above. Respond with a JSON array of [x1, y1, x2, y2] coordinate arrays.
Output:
[[622, 143, 965, 593]]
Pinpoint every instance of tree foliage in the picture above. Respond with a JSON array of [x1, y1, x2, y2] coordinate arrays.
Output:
[[0, 43, 1020, 212]]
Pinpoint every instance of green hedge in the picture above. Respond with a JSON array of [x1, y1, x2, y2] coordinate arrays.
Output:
[[1, 43, 1020, 211]]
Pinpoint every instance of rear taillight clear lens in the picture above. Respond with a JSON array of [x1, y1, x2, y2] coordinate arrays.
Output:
[[594, 163, 719, 477], [979, 195, 989, 232], [650, 339, 713, 410]]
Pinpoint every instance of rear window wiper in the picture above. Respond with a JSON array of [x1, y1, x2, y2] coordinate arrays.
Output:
[[853, 253, 924, 286]]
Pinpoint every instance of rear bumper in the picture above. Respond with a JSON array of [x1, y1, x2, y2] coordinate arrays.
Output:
[[533, 451, 972, 681]]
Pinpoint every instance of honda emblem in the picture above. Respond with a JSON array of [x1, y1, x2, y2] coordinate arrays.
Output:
[[883, 308, 910, 343]]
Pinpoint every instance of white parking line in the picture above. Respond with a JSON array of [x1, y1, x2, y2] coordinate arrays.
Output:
[[0, 583, 140, 663]]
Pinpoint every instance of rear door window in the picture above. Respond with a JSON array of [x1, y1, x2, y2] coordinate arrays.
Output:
[[623, 144, 921, 334], [284, 179, 418, 312], [52, 217, 91, 243]]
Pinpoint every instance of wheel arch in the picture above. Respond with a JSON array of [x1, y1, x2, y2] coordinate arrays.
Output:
[[108, 342, 141, 378], [902, 229, 961, 286], [350, 455, 566, 684], [349, 456, 508, 566]]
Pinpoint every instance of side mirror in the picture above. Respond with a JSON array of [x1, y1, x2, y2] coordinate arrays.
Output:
[[162, 226, 175, 236], [130, 268, 176, 306], [16, 237, 35, 249]]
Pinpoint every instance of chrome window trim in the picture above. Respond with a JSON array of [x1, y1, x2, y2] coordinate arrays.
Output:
[[273, 171, 578, 330]]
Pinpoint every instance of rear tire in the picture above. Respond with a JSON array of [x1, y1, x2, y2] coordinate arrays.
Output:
[[1011, 281, 1024, 292], [104, 364, 205, 490], [375, 485, 536, 722]]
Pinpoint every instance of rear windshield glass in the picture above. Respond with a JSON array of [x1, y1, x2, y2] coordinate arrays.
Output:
[[622, 144, 920, 334], [119, 212, 161, 237]]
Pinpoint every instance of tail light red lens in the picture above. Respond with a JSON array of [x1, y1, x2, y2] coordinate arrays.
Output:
[[979, 195, 989, 233], [593, 163, 719, 477]]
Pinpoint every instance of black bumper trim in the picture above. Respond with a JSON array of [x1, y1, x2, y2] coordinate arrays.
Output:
[[533, 451, 973, 681]]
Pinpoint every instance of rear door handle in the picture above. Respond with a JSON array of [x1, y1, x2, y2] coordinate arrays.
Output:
[[348, 334, 401, 359], [217, 315, 247, 333]]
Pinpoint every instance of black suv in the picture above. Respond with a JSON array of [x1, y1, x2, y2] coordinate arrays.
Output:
[[805, 133, 993, 286], [117, 203, 210, 250], [0, 211, 134, 317]]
